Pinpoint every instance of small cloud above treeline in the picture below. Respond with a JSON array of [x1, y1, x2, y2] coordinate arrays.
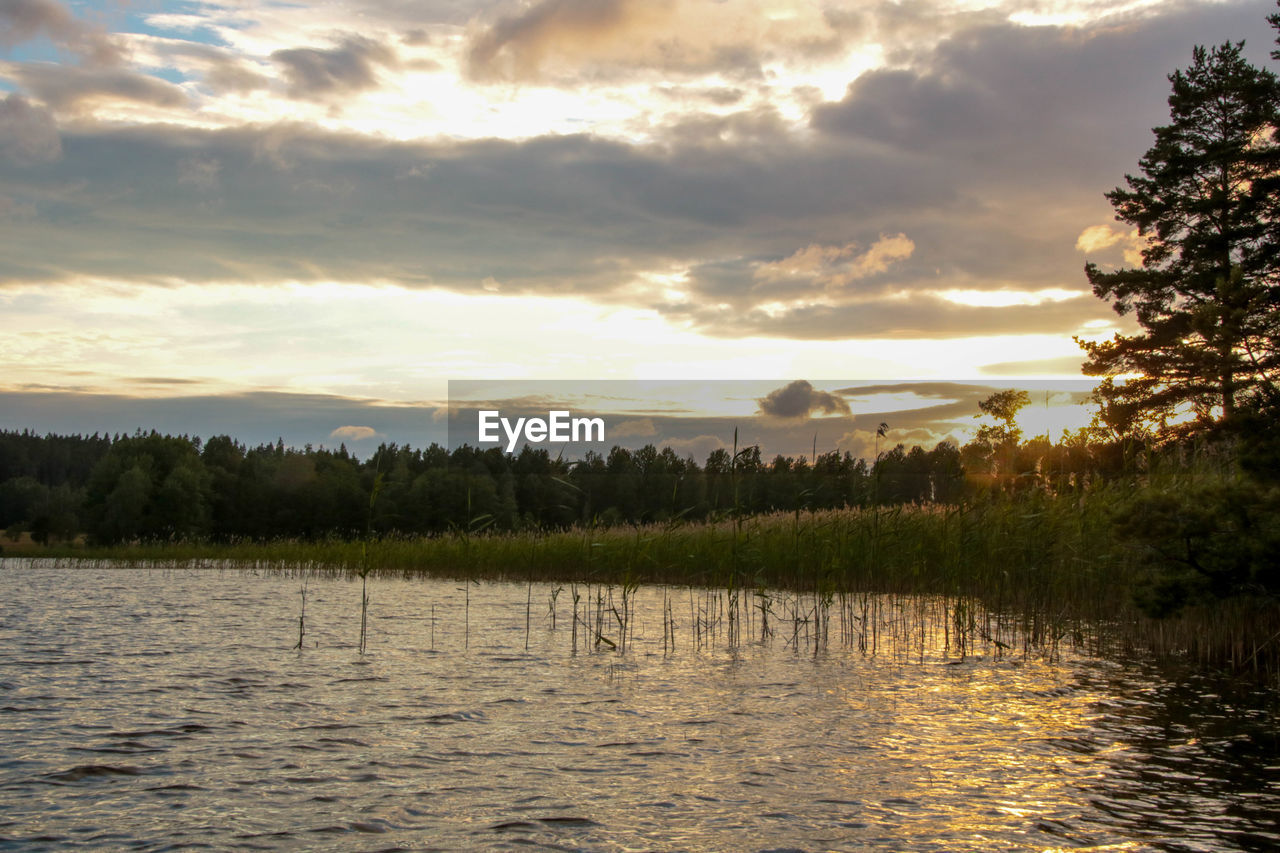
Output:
[[758, 380, 851, 420], [329, 425, 381, 441]]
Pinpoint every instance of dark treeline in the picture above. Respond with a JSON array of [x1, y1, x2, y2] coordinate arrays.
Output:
[[0, 419, 1119, 546]]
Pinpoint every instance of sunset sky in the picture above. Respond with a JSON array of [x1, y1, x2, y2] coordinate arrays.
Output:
[[1, 0, 1276, 452]]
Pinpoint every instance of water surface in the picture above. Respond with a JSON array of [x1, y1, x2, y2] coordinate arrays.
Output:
[[0, 561, 1276, 851]]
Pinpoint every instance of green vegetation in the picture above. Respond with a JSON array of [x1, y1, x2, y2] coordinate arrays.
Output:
[[20, 448, 1278, 675]]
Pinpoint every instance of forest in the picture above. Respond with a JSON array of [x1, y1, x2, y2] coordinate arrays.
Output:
[[0, 400, 1081, 545]]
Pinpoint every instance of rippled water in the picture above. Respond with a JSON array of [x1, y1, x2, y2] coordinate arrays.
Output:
[[0, 561, 1277, 852]]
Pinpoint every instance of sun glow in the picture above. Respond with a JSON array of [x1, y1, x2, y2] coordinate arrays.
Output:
[[1, 280, 1098, 403], [934, 288, 1087, 308]]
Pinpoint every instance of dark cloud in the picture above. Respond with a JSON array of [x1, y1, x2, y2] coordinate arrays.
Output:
[[401, 29, 434, 47], [0, 0, 125, 66], [659, 106, 792, 148], [271, 35, 398, 100], [0, 109, 1157, 338], [4, 62, 188, 113], [0, 121, 954, 304], [758, 380, 852, 420], [655, 85, 746, 106], [0, 93, 59, 163], [0, 0, 77, 46], [811, 2, 1275, 177]]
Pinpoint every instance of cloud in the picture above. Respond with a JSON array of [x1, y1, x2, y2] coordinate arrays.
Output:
[[667, 289, 1111, 340], [835, 426, 956, 460], [1076, 224, 1123, 253], [656, 433, 727, 461], [611, 417, 657, 437], [3, 63, 188, 114], [825, 381, 1094, 436], [0, 0, 1268, 346], [329, 424, 381, 441], [659, 105, 791, 149], [0, 116, 1112, 337], [753, 235, 915, 295], [656, 85, 746, 106], [0, 122, 876, 290], [128, 376, 203, 386], [465, 0, 846, 84], [271, 35, 398, 100], [758, 380, 851, 420], [979, 356, 1088, 376], [466, 0, 655, 83], [809, 4, 1276, 181], [0, 193, 35, 219], [0, 94, 60, 163], [830, 381, 992, 399], [0, 0, 125, 66], [177, 156, 221, 192], [144, 39, 271, 95], [1076, 223, 1145, 266]]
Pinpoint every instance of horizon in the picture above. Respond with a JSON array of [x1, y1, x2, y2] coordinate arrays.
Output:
[[0, 378, 1097, 461]]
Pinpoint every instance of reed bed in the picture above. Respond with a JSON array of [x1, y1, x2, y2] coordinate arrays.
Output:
[[539, 585, 1064, 664], [24, 482, 1280, 679]]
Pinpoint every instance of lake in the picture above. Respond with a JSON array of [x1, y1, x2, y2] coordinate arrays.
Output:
[[1, 561, 1277, 851]]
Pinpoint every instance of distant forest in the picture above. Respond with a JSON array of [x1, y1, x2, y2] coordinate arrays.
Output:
[[0, 419, 1120, 545]]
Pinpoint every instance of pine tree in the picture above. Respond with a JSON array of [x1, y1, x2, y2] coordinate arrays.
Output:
[[1078, 40, 1280, 436], [1272, 1, 1279, 61]]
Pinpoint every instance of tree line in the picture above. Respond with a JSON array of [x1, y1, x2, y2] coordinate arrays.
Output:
[[1, 409, 1094, 545]]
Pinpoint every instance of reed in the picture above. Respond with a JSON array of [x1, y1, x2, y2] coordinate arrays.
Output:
[[293, 567, 308, 650], [357, 473, 384, 655], [29, 497, 1122, 608], [33, 473, 1280, 677]]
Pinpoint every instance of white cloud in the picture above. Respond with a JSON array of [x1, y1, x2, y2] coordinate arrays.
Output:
[[1076, 223, 1146, 266], [329, 424, 381, 441], [658, 433, 727, 461]]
